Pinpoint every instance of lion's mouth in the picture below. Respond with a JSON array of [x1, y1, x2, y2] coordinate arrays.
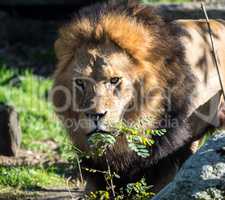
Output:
[[87, 129, 110, 137]]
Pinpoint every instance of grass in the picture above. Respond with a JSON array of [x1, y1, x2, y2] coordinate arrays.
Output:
[[0, 67, 66, 152], [0, 66, 76, 193], [0, 166, 67, 190]]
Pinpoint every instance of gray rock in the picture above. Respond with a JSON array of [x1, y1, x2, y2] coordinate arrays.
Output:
[[0, 104, 22, 156], [152, 133, 225, 200], [157, 3, 225, 20]]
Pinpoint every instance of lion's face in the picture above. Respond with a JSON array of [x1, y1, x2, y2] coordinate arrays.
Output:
[[73, 43, 135, 136], [53, 41, 140, 149]]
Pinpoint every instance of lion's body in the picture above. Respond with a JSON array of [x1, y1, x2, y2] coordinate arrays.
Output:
[[52, 1, 225, 192], [179, 19, 225, 110], [179, 20, 225, 140]]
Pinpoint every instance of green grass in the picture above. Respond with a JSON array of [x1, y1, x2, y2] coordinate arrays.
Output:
[[0, 67, 66, 152], [0, 166, 67, 190], [0, 66, 76, 192]]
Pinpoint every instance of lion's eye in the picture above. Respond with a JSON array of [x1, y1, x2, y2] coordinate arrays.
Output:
[[75, 79, 84, 88], [110, 77, 121, 85]]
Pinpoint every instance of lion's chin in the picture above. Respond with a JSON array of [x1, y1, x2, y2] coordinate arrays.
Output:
[[86, 129, 111, 137]]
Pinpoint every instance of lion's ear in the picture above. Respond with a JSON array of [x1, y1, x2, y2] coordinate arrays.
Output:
[[54, 38, 63, 60], [54, 38, 73, 74], [54, 38, 72, 60], [127, 0, 139, 6], [109, 0, 138, 6]]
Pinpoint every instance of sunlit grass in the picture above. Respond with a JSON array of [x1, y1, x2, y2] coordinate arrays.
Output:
[[0, 66, 77, 192], [0, 67, 66, 152], [0, 166, 67, 190]]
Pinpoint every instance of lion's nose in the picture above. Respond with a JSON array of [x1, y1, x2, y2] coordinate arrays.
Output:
[[85, 111, 107, 122]]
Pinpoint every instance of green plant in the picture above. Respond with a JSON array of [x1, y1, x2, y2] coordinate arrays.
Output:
[[87, 190, 111, 200], [88, 119, 167, 158], [125, 178, 155, 199], [86, 178, 155, 200], [88, 133, 117, 157], [84, 119, 167, 199]]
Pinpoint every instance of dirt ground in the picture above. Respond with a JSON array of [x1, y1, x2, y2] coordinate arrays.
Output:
[[0, 140, 62, 166]]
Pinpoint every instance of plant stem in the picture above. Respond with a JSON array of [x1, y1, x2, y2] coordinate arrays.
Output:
[[106, 157, 116, 198], [76, 155, 84, 187]]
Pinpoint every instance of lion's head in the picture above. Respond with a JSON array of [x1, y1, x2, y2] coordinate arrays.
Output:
[[52, 1, 196, 175]]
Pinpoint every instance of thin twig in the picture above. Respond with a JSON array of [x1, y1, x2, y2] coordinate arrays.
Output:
[[66, 177, 75, 200], [201, 2, 225, 100], [106, 157, 116, 198], [75, 155, 84, 187], [82, 167, 108, 174]]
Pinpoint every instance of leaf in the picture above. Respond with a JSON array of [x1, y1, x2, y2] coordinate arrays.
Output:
[[88, 133, 116, 156], [113, 173, 120, 179]]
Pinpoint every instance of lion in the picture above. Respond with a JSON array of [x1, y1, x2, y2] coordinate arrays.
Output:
[[52, 1, 225, 192]]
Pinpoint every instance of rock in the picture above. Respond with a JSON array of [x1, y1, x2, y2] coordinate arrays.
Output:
[[157, 3, 225, 21], [0, 104, 22, 156], [152, 133, 225, 200]]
